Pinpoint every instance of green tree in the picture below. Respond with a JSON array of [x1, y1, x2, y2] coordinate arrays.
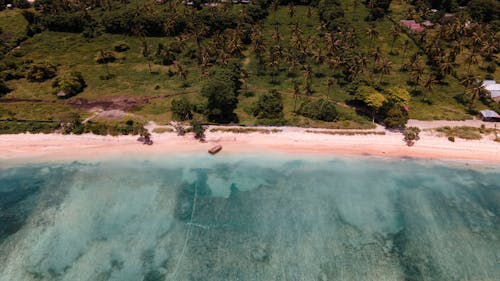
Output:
[[52, 71, 86, 99], [190, 119, 206, 141], [364, 91, 387, 122], [298, 98, 338, 122], [383, 106, 409, 128], [171, 97, 193, 121], [0, 79, 10, 97], [27, 62, 57, 82], [386, 87, 411, 107], [201, 65, 240, 123], [252, 90, 284, 123]]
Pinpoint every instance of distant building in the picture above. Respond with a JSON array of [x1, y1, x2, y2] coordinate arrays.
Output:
[[482, 80, 500, 102], [400, 20, 425, 33], [422, 20, 434, 27], [479, 110, 500, 122]]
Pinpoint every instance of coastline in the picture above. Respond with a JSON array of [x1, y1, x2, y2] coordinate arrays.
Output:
[[1, 126, 499, 167]]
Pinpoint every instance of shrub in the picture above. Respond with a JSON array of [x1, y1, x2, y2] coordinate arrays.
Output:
[[52, 71, 86, 99], [299, 98, 338, 122], [41, 12, 92, 33], [383, 106, 409, 128], [59, 112, 84, 134], [190, 119, 205, 141], [95, 51, 117, 64], [26, 62, 57, 82], [252, 90, 284, 120], [0, 79, 10, 96], [403, 127, 421, 146], [171, 97, 193, 121], [113, 41, 130, 52]]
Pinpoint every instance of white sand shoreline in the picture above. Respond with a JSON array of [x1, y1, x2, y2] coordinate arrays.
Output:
[[0, 126, 499, 167]]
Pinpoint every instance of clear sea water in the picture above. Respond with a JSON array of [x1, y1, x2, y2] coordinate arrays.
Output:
[[0, 153, 499, 281]]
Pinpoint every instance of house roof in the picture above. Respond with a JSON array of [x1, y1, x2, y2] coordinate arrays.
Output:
[[490, 90, 500, 99], [400, 20, 417, 26], [482, 80, 497, 86], [479, 110, 499, 118], [422, 21, 434, 27], [485, 84, 500, 91]]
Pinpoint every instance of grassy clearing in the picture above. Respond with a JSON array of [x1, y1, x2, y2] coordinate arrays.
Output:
[[305, 130, 386, 136], [209, 127, 282, 134], [435, 126, 498, 140], [152, 127, 174, 133], [0, 9, 28, 43], [0, 101, 89, 120]]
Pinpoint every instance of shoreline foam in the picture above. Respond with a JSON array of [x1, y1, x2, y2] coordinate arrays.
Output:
[[0, 127, 499, 167]]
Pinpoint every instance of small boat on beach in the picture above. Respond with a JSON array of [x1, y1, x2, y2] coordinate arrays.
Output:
[[208, 145, 222, 155]]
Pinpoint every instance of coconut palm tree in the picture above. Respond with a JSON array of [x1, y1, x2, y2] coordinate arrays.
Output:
[[389, 25, 400, 54], [410, 62, 424, 85], [326, 77, 335, 96], [271, 0, 279, 24], [467, 80, 484, 109], [366, 24, 379, 50], [400, 40, 410, 70], [293, 79, 300, 113], [376, 57, 392, 83], [423, 74, 437, 98], [302, 65, 313, 95], [288, 3, 295, 19], [466, 52, 479, 75], [460, 75, 476, 90], [176, 63, 188, 86]]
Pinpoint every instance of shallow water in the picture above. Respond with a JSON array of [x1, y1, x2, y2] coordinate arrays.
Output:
[[0, 154, 499, 281]]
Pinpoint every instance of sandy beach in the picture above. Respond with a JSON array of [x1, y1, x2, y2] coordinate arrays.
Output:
[[0, 125, 499, 166]]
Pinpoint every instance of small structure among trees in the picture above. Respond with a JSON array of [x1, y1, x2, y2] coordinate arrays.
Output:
[[479, 110, 500, 122]]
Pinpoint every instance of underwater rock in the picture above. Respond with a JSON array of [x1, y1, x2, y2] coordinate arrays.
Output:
[[250, 244, 270, 262]]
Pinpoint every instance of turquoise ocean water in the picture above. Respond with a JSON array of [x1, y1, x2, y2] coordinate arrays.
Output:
[[0, 153, 499, 281]]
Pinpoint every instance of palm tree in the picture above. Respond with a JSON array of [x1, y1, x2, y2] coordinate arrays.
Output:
[[272, 25, 281, 44], [286, 50, 301, 75], [306, 6, 312, 26], [252, 34, 266, 67], [292, 79, 300, 113], [176, 63, 188, 86], [389, 25, 400, 54], [466, 52, 479, 75], [376, 57, 392, 83], [423, 75, 437, 98], [371, 47, 382, 63], [460, 75, 476, 90], [271, 0, 279, 24], [326, 77, 335, 96], [467, 80, 484, 109], [366, 24, 379, 50], [288, 3, 295, 19], [302, 65, 313, 95], [410, 62, 424, 85], [312, 47, 324, 73], [439, 56, 454, 77], [267, 46, 280, 84], [400, 40, 410, 70]]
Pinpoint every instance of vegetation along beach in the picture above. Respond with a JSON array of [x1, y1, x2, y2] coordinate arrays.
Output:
[[0, 0, 499, 280]]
